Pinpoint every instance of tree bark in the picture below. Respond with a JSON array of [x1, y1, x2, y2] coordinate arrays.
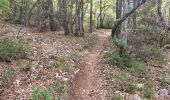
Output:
[[100, 0, 103, 28], [48, 0, 57, 31], [63, 0, 70, 35], [89, 0, 93, 33], [111, 0, 146, 37], [158, 0, 170, 30], [9, 0, 16, 22]]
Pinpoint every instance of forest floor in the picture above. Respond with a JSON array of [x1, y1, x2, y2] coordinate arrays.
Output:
[[70, 30, 111, 100], [0, 24, 170, 100]]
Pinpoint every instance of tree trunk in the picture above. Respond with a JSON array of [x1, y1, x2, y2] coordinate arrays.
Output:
[[115, 0, 122, 37], [100, 0, 103, 28], [48, 0, 57, 31], [9, 0, 16, 22], [111, 0, 146, 37], [63, 0, 70, 35], [89, 0, 93, 33], [158, 0, 170, 30]]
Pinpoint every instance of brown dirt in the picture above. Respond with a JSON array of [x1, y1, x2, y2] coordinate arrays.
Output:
[[70, 30, 111, 100]]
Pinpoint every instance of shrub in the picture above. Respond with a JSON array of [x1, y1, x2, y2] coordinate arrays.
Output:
[[32, 87, 53, 100], [127, 60, 146, 73], [49, 55, 68, 68], [150, 47, 164, 61], [135, 46, 165, 62], [109, 53, 125, 67], [109, 53, 146, 73], [83, 41, 94, 49], [20, 61, 32, 72], [54, 80, 65, 94], [142, 84, 155, 99], [0, 77, 9, 88], [104, 15, 114, 29], [0, 41, 32, 62], [111, 93, 123, 100]]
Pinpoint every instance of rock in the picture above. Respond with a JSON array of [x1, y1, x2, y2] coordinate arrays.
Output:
[[158, 89, 169, 96], [129, 94, 141, 100], [16, 80, 20, 87], [136, 83, 144, 89], [63, 77, 69, 82]]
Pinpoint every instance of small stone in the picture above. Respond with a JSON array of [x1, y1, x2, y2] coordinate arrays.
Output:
[[136, 83, 144, 89], [129, 94, 141, 100], [16, 80, 20, 87], [158, 89, 169, 96]]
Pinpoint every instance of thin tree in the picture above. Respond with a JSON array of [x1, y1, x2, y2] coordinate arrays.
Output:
[[89, 0, 93, 33], [111, 0, 146, 37], [48, 0, 57, 31]]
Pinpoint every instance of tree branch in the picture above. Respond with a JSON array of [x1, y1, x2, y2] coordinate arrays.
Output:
[[111, 0, 146, 37]]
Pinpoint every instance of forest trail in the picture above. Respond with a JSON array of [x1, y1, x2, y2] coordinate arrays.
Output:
[[71, 30, 111, 100]]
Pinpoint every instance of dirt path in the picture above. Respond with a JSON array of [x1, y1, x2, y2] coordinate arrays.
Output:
[[71, 30, 111, 100]]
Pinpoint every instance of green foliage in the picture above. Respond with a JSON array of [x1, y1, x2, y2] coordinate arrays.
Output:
[[83, 41, 94, 49], [127, 60, 146, 73], [32, 87, 53, 100], [111, 93, 123, 100], [54, 80, 65, 94], [142, 84, 155, 99], [20, 61, 32, 72], [126, 83, 138, 93], [4, 68, 15, 78], [49, 55, 68, 68], [0, 0, 10, 14], [109, 53, 125, 67], [112, 38, 126, 49], [136, 47, 165, 62], [109, 52, 146, 73], [0, 41, 32, 62], [0, 77, 9, 88], [103, 15, 114, 29], [150, 47, 164, 60]]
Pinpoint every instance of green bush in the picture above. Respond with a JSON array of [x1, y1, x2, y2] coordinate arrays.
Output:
[[104, 15, 114, 29], [111, 93, 123, 100], [127, 60, 146, 73], [0, 41, 32, 62], [0, 77, 9, 88], [83, 41, 94, 49], [109, 53, 124, 67], [137, 47, 165, 62], [109, 53, 146, 73], [54, 80, 65, 94], [150, 47, 164, 61], [32, 87, 53, 100], [142, 84, 155, 99], [20, 61, 32, 72], [49, 55, 68, 68]]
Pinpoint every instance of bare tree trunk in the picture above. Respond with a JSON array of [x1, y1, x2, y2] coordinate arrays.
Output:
[[115, 0, 122, 37], [75, 0, 83, 36], [89, 0, 93, 33], [111, 0, 146, 37], [48, 0, 57, 31], [9, 0, 16, 22], [158, 0, 170, 30], [70, 0, 73, 33], [75, 0, 79, 36], [58, 0, 63, 26], [63, 0, 70, 35], [100, 0, 103, 28], [80, 0, 84, 32]]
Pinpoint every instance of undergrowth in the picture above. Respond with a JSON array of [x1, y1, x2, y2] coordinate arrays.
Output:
[[32, 87, 53, 100], [0, 41, 32, 63]]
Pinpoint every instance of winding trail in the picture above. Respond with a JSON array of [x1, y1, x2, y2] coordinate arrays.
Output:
[[71, 30, 111, 100]]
